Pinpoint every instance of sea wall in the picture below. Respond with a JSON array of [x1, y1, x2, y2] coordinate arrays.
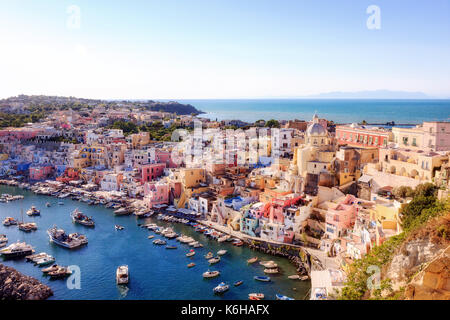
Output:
[[0, 264, 53, 300]]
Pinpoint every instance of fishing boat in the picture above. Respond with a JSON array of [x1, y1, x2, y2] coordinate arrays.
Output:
[[48, 266, 72, 279], [0, 241, 34, 258], [114, 207, 132, 216], [116, 265, 129, 285], [202, 270, 220, 278], [232, 239, 244, 246], [276, 294, 294, 300], [213, 282, 229, 294], [264, 268, 279, 274], [35, 255, 55, 266], [0, 234, 8, 248], [234, 280, 243, 287], [18, 222, 37, 232], [115, 225, 124, 230], [186, 250, 196, 257], [42, 264, 60, 273], [208, 257, 221, 265], [26, 205, 40, 216], [217, 249, 227, 256], [248, 293, 265, 299], [47, 225, 88, 249], [45, 202, 51, 207], [2, 217, 17, 226], [187, 263, 196, 268], [204, 252, 214, 259], [166, 245, 177, 249], [247, 257, 258, 264], [152, 239, 166, 245], [147, 235, 155, 239], [71, 208, 95, 227], [254, 276, 271, 282]]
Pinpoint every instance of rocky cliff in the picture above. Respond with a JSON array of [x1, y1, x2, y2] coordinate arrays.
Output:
[[0, 264, 53, 300], [384, 213, 450, 299]]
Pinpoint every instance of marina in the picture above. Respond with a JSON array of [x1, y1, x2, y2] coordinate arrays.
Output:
[[0, 184, 310, 300]]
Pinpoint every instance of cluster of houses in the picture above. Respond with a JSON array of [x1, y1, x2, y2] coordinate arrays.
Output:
[[1, 108, 449, 285]]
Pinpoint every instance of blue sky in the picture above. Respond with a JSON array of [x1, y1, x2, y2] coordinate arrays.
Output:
[[0, 0, 449, 99]]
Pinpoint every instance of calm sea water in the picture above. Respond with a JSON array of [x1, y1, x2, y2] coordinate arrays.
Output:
[[0, 186, 309, 300], [177, 99, 450, 124]]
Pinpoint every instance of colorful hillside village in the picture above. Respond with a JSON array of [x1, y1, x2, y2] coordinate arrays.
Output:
[[1, 105, 449, 299]]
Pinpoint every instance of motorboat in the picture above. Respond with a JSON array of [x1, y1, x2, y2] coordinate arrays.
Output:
[[248, 293, 265, 299], [152, 239, 166, 245], [217, 235, 230, 243], [202, 270, 220, 278], [213, 282, 229, 294], [208, 257, 221, 265], [232, 239, 244, 247], [35, 255, 55, 266], [71, 209, 95, 227], [48, 266, 72, 279], [42, 264, 60, 273], [147, 235, 155, 239], [114, 207, 132, 216], [166, 245, 177, 249], [247, 257, 258, 264], [204, 252, 214, 259], [3, 217, 18, 226], [260, 261, 277, 268], [26, 205, 40, 216], [115, 225, 124, 230], [0, 241, 34, 258], [276, 294, 294, 300], [234, 280, 243, 287], [288, 275, 300, 280], [217, 249, 227, 256], [254, 276, 271, 282], [264, 268, 279, 274], [0, 234, 8, 248], [116, 265, 129, 285], [186, 250, 196, 257], [187, 263, 196, 268], [47, 225, 88, 249], [18, 222, 37, 232]]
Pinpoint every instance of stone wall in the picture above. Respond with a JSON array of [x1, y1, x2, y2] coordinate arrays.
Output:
[[0, 264, 53, 300]]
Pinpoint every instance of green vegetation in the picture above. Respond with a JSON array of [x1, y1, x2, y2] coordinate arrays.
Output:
[[109, 120, 193, 141], [265, 119, 280, 128], [0, 112, 46, 128], [337, 183, 448, 300]]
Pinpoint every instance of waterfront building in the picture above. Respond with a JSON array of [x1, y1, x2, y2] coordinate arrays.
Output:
[[335, 123, 391, 148], [392, 121, 450, 151]]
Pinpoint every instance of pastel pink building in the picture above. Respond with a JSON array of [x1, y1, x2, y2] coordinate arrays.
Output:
[[325, 194, 358, 239], [422, 121, 450, 151], [141, 163, 166, 183], [29, 165, 54, 180], [156, 150, 177, 168], [0, 128, 40, 141], [143, 182, 169, 208]]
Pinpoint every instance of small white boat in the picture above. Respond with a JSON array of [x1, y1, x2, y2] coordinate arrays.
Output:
[[288, 275, 300, 280], [249, 293, 265, 299], [213, 282, 229, 294], [186, 250, 196, 257], [247, 257, 258, 264], [217, 249, 227, 256], [202, 270, 220, 278], [204, 252, 213, 259], [264, 268, 279, 274], [116, 265, 129, 285], [208, 257, 221, 265]]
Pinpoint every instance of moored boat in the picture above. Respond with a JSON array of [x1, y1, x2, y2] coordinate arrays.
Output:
[[187, 263, 196, 268], [248, 293, 265, 299], [166, 245, 177, 249], [71, 208, 95, 227], [2, 217, 18, 226], [208, 257, 221, 265], [254, 276, 271, 282], [18, 222, 37, 232], [116, 265, 129, 285], [48, 266, 72, 279], [276, 294, 294, 300], [186, 250, 196, 257], [264, 268, 279, 274], [47, 225, 88, 249], [247, 257, 258, 264], [202, 270, 220, 278], [26, 205, 40, 216], [0, 241, 34, 258], [115, 225, 124, 230], [213, 282, 229, 294], [234, 280, 243, 287], [217, 249, 227, 256], [204, 252, 213, 259]]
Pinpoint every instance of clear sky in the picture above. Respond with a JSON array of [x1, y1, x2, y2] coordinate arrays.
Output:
[[0, 0, 449, 99]]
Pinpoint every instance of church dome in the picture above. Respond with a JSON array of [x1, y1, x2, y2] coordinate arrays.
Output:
[[306, 114, 328, 137]]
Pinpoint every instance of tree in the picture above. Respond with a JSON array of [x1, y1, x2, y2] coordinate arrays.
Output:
[[265, 119, 280, 128]]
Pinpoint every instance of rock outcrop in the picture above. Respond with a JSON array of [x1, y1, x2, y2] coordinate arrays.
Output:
[[0, 264, 53, 300]]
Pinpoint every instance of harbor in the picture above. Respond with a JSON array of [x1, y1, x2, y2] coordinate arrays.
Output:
[[0, 184, 310, 300]]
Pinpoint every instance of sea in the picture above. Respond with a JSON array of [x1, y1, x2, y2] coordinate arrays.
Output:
[[175, 99, 450, 124], [0, 185, 309, 300]]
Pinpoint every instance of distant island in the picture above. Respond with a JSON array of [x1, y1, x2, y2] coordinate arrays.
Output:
[[304, 90, 431, 99]]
